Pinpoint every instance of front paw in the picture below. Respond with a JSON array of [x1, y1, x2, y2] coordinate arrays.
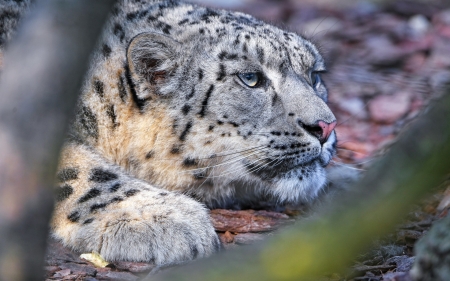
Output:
[[91, 191, 220, 265]]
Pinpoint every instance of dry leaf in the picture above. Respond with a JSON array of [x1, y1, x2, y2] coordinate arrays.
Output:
[[80, 252, 110, 268]]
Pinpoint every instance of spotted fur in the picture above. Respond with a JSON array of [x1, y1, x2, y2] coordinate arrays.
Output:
[[3, 0, 338, 265]]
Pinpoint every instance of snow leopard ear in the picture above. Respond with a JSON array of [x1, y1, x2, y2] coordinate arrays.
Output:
[[127, 32, 181, 98]]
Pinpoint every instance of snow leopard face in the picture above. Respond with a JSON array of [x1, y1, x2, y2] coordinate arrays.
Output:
[[107, 2, 337, 205]]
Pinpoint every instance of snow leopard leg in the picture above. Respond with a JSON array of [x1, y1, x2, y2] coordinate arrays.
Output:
[[52, 142, 220, 265]]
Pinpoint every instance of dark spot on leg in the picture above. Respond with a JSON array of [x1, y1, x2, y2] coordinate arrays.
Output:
[[67, 211, 80, 223], [55, 184, 74, 202], [89, 168, 118, 182], [181, 104, 191, 115], [145, 151, 154, 159], [78, 188, 101, 203], [83, 218, 94, 224], [93, 79, 104, 98], [106, 104, 118, 128], [57, 168, 79, 182], [172, 118, 179, 131], [217, 120, 224, 125], [193, 171, 206, 179], [79, 106, 99, 140], [118, 75, 128, 102], [159, 192, 168, 196], [125, 189, 140, 197], [288, 112, 295, 116], [183, 157, 197, 167], [171, 144, 182, 154], [110, 197, 124, 203], [109, 183, 122, 192], [180, 121, 193, 141], [90, 203, 108, 213], [198, 68, 204, 80], [102, 44, 112, 58], [208, 125, 215, 131]]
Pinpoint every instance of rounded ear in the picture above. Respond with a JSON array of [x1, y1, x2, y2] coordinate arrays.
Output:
[[127, 32, 181, 99]]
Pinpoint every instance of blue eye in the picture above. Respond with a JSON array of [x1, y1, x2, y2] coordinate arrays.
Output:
[[238, 72, 260, 87], [310, 72, 321, 89]]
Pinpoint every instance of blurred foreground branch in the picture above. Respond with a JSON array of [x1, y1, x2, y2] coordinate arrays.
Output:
[[0, 1, 115, 280], [153, 92, 450, 279]]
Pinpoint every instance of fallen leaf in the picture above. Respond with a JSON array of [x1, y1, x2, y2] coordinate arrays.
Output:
[[80, 252, 110, 268], [219, 231, 235, 244]]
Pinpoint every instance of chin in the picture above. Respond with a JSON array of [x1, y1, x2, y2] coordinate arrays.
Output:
[[268, 161, 327, 203], [266, 131, 337, 203]]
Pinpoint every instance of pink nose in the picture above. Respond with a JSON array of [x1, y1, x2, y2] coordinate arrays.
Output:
[[318, 120, 337, 143]]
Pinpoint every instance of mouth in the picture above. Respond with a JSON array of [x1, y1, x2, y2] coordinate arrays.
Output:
[[244, 157, 316, 180]]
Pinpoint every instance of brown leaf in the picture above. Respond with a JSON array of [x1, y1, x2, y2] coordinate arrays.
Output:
[[218, 231, 235, 244]]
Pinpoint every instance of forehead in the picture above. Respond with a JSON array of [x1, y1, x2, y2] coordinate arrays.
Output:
[[164, 4, 324, 72], [216, 23, 323, 73]]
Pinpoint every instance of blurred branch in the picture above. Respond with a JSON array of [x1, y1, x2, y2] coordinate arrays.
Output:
[[0, 1, 115, 280], [153, 89, 450, 280]]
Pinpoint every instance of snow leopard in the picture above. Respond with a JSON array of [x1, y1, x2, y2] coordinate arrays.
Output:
[[1, 0, 337, 265]]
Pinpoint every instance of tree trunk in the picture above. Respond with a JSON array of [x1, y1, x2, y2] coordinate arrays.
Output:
[[0, 1, 115, 280]]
